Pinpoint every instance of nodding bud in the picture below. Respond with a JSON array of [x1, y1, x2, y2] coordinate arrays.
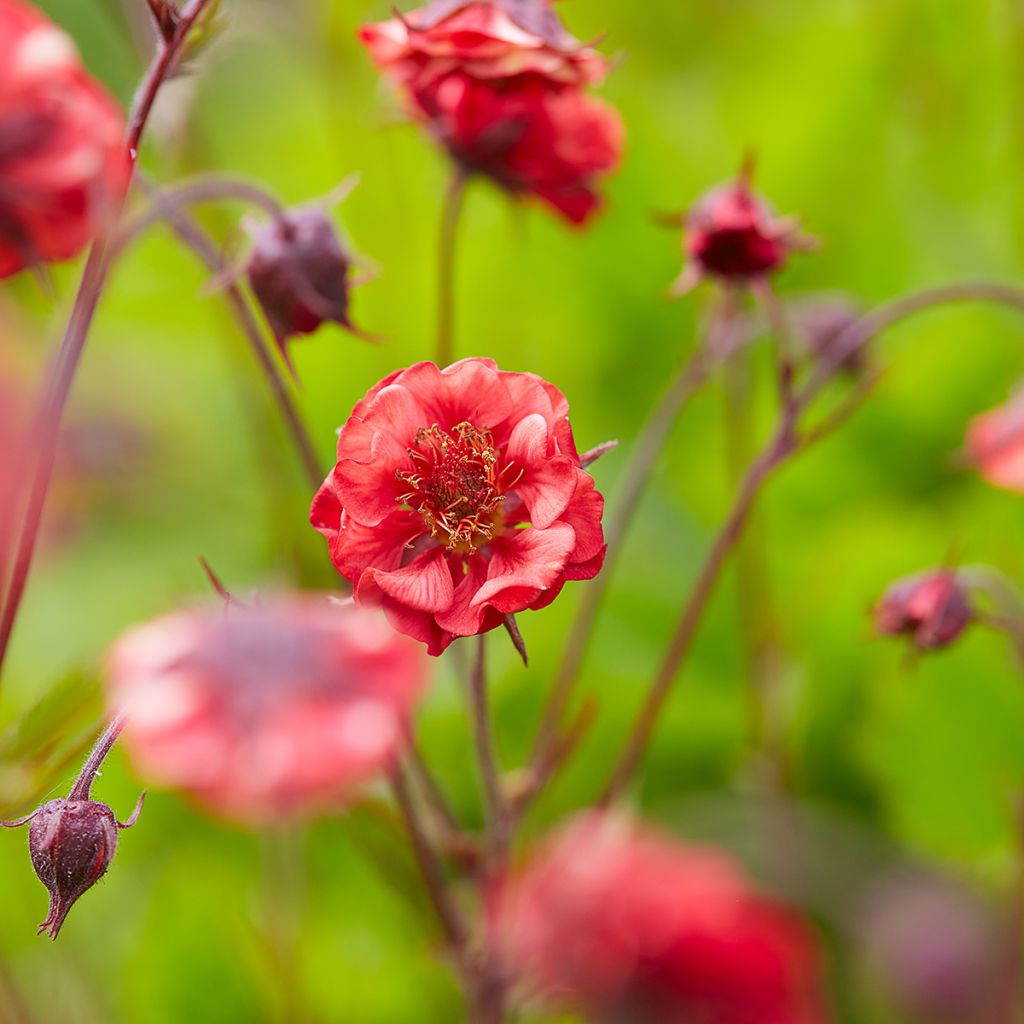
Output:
[[3, 793, 144, 939], [874, 570, 973, 651], [246, 205, 362, 363]]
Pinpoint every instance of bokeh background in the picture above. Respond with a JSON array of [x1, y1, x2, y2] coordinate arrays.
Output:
[[2, 0, 1024, 1020]]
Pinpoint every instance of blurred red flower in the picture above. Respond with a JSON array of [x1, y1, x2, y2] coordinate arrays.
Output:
[[966, 389, 1024, 493], [0, 0, 125, 277], [311, 358, 605, 655], [670, 164, 806, 297], [873, 569, 973, 651], [493, 813, 828, 1024], [106, 598, 426, 823], [360, 0, 623, 224]]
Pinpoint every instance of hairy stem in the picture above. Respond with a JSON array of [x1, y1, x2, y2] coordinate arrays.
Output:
[[68, 712, 127, 802], [437, 170, 467, 367], [0, 0, 219, 683]]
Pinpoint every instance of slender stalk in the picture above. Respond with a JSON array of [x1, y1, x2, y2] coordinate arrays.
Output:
[[0, 0, 219, 682], [528, 291, 739, 780], [388, 764, 469, 957], [437, 170, 468, 367], [466, 635, 508, 868], [593, 280, 1024, 804], [132, 179, 323, 489], [994, 796, 1024, 1024], [68, 712, 127, 802]]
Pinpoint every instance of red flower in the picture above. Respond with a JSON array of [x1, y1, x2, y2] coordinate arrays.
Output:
[[105, 598, 426, 824], [360, 1, 623, 224], [0, 0, 125, 277], [873, 570, 973, 651], [966, 389, 1024, 493], [493, 813, 828, 1024], [311, 358, 606, 655], [670, 163, 806, 297]]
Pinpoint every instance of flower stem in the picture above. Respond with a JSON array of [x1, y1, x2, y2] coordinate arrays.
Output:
[[133, 177, 323, 490], [437, 170, 468, 367], [0, 0, 222, 684], [467, 636, 508, 869], [68, 712, 127, 802], [528, 290, 738, 786], [598, 279, 1024, 804]]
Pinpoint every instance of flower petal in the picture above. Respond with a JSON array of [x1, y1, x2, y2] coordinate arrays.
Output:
[[471, 523, 575, 608], [358, 547, 455, 613], [506, 413, 577, 528]]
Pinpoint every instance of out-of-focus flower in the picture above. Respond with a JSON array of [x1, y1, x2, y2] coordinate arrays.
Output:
[[245, 204, 364, 363], [1, 795, 142, 939], [787, 294, 865, 375], [360, 0, 623, 224], [669, 162, 808, 297], [492, 812, 828, 1024], [873, 570, 973, 651], [965, 389, 1024, 493], [105, 598, 426, 823], [311, 358, 605, 655], [859, 873, 1000, 1022], [0, 0, 125, 277]]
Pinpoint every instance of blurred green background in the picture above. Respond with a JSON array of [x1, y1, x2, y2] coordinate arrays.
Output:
[[2, 0, 1024, 1020]]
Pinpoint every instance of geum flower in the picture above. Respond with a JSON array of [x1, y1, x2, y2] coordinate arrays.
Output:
[[360, 0, 623, 224], [311, 359, 606, 655], [492, 812, 829, 1024], [105, 598, 426, 824], [873, 569, 973, 651], [965, 387, 1024, 493], [0, 0, 125, 277]]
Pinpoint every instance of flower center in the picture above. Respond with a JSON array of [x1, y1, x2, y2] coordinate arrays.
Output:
[[396, 422, 507, 552]]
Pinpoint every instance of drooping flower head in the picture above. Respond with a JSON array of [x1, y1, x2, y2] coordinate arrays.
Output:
[[965, 388, 1024, 493], [670, 161, 807, 297], [245, 201, 367, 366], [360, 0, 623, 224], [105, 598, 426, 823], [0, 0, 125, 277], [492, 812, 828, 1024], [311, 358, 605, 655], [873, 569, 973, 651]]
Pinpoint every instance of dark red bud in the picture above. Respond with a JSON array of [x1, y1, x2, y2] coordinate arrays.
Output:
[[3, 792, 144, 939], [246, 206, 359, 361], [874, 570, 973, 651]]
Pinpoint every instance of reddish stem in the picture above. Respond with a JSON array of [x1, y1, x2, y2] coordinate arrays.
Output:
[[0, 0, 219, 682], [67, 712, 127, 802]]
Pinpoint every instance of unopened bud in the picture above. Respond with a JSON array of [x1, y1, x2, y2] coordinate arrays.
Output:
[[874, 570, 972, 651]]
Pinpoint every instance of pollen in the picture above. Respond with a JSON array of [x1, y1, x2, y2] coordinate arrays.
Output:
[[396, 422, 510, 551]]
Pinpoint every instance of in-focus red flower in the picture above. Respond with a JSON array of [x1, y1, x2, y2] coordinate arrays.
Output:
[[670, 162, 807, 297], [0, 0, 125, 277], [873, 569, 973, 651], [360, 0, 623, 224], [493, 813, 828, 1024], [965, 389, 1024, 493], [311, 358, 605, 655], [105, 598, 426, 823]]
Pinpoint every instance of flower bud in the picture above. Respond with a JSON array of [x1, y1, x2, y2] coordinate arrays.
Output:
[[874, 570, 973, 651], [3, 792, 144, 939], [245, 205, 359, 360], [965, 387, 1024, 494], [669, 161, 809, 297]]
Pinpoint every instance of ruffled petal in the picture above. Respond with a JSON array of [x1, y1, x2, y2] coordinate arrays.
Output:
[[328, 511, 422, 582], [558, 471, 606, 565], [506, 413, 577, 528], [358, 547, 455, 613], [396, 359, 512, 430], [471, 523, 575, 608]]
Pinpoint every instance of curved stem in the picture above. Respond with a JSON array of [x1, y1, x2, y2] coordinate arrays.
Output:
[[599, 280, 1024, 805], [437, 170, 467, 367], [528, 290, 739, 783], [0, 0, 220, 683], [68, 712, 127, 802], [134, 177, 323, 490], [116, 174, 287, 252]]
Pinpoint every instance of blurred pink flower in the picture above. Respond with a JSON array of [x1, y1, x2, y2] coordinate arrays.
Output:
[[360, 0, 623, 224], [492, 812, 829, 1024], [0, 0, 125, 277], [105, 598, 426, 824], [966, 389, 1024, 493]]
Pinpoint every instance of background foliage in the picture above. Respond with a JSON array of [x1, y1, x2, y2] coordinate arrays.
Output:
[[2, 1, 1023, 1020]]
